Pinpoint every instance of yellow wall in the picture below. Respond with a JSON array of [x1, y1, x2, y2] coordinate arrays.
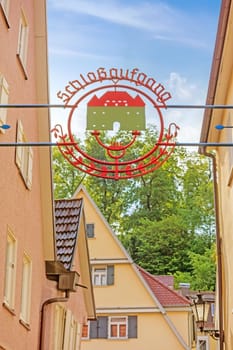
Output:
[[93, 263, 156, 308], [76, 187, 192, 350], [81, 312, 191, 350], [201, 3, 233, 348]]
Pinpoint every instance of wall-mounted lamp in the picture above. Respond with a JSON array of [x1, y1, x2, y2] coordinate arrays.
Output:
[[192, 293, 220, 340]]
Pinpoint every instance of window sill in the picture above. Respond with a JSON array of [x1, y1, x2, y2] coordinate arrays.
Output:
[[93, 284, 109, 288], [16, 54, 28, 80], [19, 318, 31, 331], [2, 301, 16, 315], [0, 4, 10, 28]]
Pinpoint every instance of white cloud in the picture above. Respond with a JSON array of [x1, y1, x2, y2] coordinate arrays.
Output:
[[164, 72, 206, 143], [167, 72, 198, 100]]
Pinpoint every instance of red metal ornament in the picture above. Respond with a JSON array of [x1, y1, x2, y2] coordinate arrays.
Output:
[[51, 67, 179, 180]]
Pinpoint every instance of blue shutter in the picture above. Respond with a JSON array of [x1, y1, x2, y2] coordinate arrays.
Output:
[[89, 320, 98, 339], [107, 265, 114, 285], [128, 316, 137, 338], [86, 223, 95, 238], [98, 316, 108, 338]]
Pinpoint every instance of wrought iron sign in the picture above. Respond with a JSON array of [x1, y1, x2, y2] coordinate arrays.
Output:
[[51, 67, 179, 179]]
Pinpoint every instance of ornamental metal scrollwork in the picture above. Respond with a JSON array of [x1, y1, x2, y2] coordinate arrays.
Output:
[[51, 67, 179, 180]]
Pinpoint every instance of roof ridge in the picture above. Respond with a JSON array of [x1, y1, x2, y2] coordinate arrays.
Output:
[[55, 198, 83, 203]]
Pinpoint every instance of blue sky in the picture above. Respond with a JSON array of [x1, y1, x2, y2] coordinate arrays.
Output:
[[47, 0, 221, 143]]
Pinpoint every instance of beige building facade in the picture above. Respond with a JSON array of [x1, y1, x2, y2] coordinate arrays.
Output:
[[75, 185, 194, 350], [200, 0, 233, 349]]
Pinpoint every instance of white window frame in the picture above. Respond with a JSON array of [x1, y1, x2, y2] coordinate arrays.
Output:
[[15, 120, 33, 190], [92, 266, 107, 286], [4, 228, 17, 311], [0, 0, 10, 26], [81, 321, 90, 340], [0, 74, 9, 133], [17, 9, 29, 78], [108, 316, 128, 339], [20, 252, 32, 326], [197, 335, 209, 350]]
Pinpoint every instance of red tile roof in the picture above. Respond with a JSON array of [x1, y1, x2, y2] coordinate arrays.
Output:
[[156, 275, 174, 289], [87, 91, 145, 107], [137, 266, 191, 307], [55, 198, 83, 270]]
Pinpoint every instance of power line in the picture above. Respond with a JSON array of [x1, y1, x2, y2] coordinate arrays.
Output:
[[0, 103, 233, 109], [0, 142, 232, 147]]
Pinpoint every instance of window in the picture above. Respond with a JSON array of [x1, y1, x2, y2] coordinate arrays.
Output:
[[54, 304, 66, 350], [87, 316, 137, 340], [17, 10, 29, 78], [4, 228, 17, 310], [55, 308, 79, 350], [20, 253, 32, 326], [211, 303, 215, 318], [93, 267, 107, 286], [226, 113, 233, 185], [15, 120, 33, 189], [0, 0, 10, 26], [81, 322, 90, 339], [86, 223, 95, 238], [109, 316, 127, 339], [63, 309, 76, 350], [0, 74, 9, 133], [197, 336, 209, 350], [92, 265, 114, 286]]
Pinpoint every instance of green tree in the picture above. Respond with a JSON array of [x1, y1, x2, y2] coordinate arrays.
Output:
[[52, 145, 85, 199], [174, 244, 216, 291], [52, 126, 216, 290]]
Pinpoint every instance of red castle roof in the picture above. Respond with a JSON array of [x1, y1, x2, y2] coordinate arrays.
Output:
[[87, 91, 145, 107]]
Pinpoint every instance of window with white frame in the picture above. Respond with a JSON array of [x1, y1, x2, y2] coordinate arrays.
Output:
[[92, 265, 114, 286], [20, 253, 32, 326], [0, 74, 9, 133], [54, 308, 79, 350], [197, 336, 209, 350], [109, 316, 127, 339], [15, 120, 33, 189], [54, 304, 66, 350], [0, 0, 10, 25], [81, 321, 90, 339], [17, 9, 29, 77], [4, 228, 17, 310], [86, 316, 137, 340], [93, 267, 107, 286]]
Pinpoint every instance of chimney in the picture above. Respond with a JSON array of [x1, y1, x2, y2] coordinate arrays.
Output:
[[179, 282, 191, 297]]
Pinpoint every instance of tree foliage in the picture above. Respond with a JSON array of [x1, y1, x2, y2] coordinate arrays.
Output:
[[52, 126, 216, 290]]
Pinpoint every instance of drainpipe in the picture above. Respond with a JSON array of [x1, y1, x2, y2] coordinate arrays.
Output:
[[39, 291, 70, 350], [200, 150, 224, 350]]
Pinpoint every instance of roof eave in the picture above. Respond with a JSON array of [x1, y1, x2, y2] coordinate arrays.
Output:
[[199, 0, 231, 152]]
